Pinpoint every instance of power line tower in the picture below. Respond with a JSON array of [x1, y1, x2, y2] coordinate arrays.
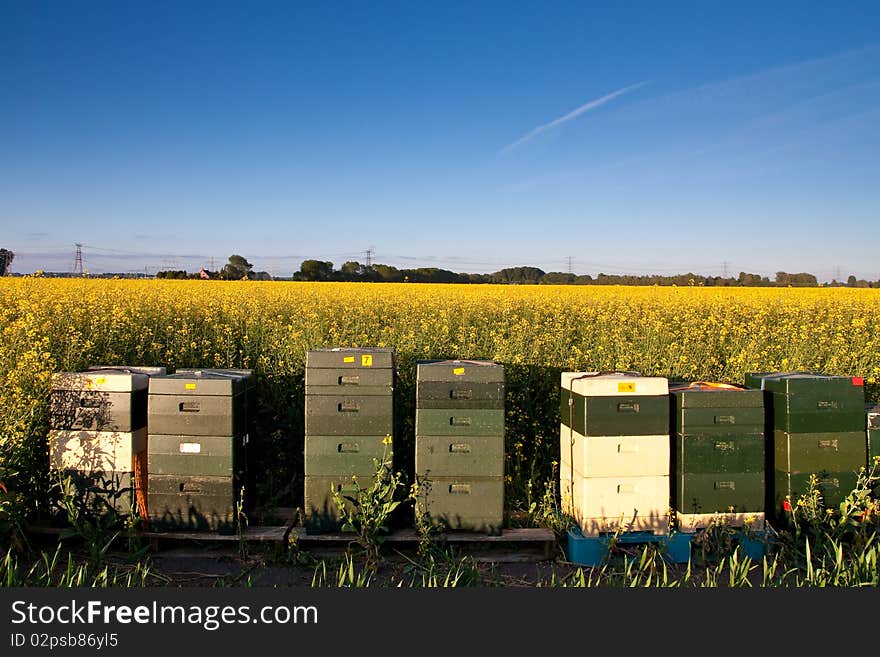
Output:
[[73, 243, 84, 276], [566, 256, 573, 274], [365, 247, 374, 268], [722, 260, 729, 278]]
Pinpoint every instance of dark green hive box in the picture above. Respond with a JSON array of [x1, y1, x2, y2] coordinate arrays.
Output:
[[761, 375, 865, 433], [772, 430, 866, 511], [774, 470, 860, 512], [148, 474, 238, 531], [148, 434, 245, 478], [416, 360, 505, 409], [560, 391, 669, 437], [305, 367, 393, 396], [676, 472, 764, 515]]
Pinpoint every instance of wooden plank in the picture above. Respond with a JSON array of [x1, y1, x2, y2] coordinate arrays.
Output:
[[294, 527, 554, 544], [142, 526, 289, 542]]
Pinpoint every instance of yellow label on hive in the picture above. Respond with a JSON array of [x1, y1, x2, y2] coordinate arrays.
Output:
[[343, 356, 355, 363], [185, 383, 197, 390], [618, 382, 636, 393], [361, 355, 373, 367], [95, 377, 106, 385], [453, 367, 465, 376]]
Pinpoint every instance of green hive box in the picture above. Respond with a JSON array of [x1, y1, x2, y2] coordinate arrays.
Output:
[[415, 408, 505, 437], [303, 475, 364, 530], [415, 435, 504, 478], [148, 474, 238, 531], [51, 370, 149, 432], [148, 373, 248, 436], [148, 434, 245, 478], [415, 476, 504, 533], [304, 435, 390, 477], [305, 395, 394, 436]]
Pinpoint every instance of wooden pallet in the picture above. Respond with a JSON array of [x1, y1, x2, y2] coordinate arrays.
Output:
[[294, 527, 556, 562], [26, 523, 556, 562]]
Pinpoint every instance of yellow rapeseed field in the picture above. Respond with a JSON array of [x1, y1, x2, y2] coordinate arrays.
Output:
[[1, 277, 879, 513]]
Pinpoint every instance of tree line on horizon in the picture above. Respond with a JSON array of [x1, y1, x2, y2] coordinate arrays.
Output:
[[5, 248, 878, 287]]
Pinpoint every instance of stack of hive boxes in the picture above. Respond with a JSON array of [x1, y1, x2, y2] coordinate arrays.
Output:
[[415, 360, 505, 533], [670, 383, 765, 532], [746, 372, 866, 517], [304, 348, 395, 529], [49, 369, 149, 514], [147, 369, 253, 531], [560, 372, 670, 535]]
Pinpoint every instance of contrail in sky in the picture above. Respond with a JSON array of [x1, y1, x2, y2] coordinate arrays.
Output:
[[499, 81, 647, 155]]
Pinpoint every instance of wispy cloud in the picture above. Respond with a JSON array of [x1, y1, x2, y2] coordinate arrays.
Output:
[[498, 81, 647, 155]]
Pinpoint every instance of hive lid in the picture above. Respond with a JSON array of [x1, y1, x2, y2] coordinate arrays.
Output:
[[88, 365, 168, 376], [306, 348, 396, 369], [52, 370, 149, 393], [561, 371, 668, 396], [670, 382, 764, 408], [175, 368, 255, 391], [416, 360, 504, 383], [148, 371, 246, 396]]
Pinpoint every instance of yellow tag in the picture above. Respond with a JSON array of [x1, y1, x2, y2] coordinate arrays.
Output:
[[453, 367, 465, 376], [343, 356, 355, 363], [185, 383, 197, 390], [618, 382, 636, 393], [95, 377, 106, 385], [361, 355, 373, 367]]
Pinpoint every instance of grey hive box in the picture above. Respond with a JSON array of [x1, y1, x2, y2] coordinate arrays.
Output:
[[51, 370, 149, 433], [148, 372, 248, 436], [415, 360, 505, 533]]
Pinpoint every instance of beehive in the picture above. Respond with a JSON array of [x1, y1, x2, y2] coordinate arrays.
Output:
[[670, 383, 765, 532], [560, 372, 670, 536], [304, 348, 395, 529], [49, 369, 151, 516], [147, 369, 253, 531], [746, 372, 866, 515], [415, 360, 504, 532]]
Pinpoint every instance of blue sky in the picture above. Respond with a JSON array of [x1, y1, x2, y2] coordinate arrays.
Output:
[[1, 1, 878, 280]]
